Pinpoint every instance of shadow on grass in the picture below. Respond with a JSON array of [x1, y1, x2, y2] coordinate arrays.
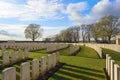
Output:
[[38, 63, 65, 80], [62, 66, 104, 78], [30, 49, 46, 53], [65, 64, 103, 73], [52, 63, 106, 80], [0, 57, 2, 66], [15, 65, 20, 80]]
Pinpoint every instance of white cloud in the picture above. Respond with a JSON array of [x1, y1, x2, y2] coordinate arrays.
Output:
[[92, 0, 112, 18], [0, 23, 67, 40], [66, 0, 120, 24], [66, 2, 89, 24], [0, 0, 64, 20]]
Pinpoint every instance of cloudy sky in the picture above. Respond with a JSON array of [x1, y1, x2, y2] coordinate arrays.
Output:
[[0, 0, 120, 41]]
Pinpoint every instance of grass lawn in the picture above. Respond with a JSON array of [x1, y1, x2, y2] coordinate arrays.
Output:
[[59, 47, 70, 56], [102, 48, 120, 65], [49, 45, 106, 80], [76, 46, 99, 59], [49, 56, 106, 80], [29, 49, 47, 59], [2, 45, 120, 80], [58, 44, 75, 56], [102, 48, 120, 61], [59, 45, 99, 59]]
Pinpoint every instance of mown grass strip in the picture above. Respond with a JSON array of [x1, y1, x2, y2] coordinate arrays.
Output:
[[76, 46, 99, 59], [49, 56, 106, 80]]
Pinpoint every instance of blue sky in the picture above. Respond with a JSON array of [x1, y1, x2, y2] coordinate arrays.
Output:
[[0, 0, 119, 40]]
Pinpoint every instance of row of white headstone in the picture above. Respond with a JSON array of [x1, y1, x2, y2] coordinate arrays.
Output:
[[106, 54, 120, 80], [46, 44, 69, 53], [2, 52, 60, 80], [96, 44, 120, 53], [69, 46, 80, 55], [2, 49, 29, 66], [0, 43, 69, 52], [0, 43, 46, 51]]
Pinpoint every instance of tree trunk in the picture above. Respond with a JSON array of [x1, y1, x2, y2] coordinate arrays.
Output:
[[88, 33, 90, 43], [108, 36, 111, 43], [88, 37, 90, 43], [32, 39, 35, 42], [95, 38, 98, 43]]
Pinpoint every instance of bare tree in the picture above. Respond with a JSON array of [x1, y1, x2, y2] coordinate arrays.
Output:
[[90, 24, 100, 43], [81, 24, 87, 42], [67, 26, 80, 42], [73, 26, 81, 42], [97, 15, 120, 43], [85, 24, 92, 42], [24, 24, 43, 41]]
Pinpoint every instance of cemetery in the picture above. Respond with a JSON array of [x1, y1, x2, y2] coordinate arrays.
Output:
[[0, 42, 120, 80], [0, 1, 120, 80]]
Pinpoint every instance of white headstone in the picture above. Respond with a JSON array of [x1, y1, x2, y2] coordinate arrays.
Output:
[[110, 60, 114, 80], [18, 50, 23, 61], [11, 51, 17, 63], [32, 59, 39, 80], [108, 56, 111, 76], [106, 54, 109, 71], [2, 67, 16, 80], [20, 62, 30, 80], [114, 64, 120, 80], [41, 56, 47, 76], [48, 54, 52, 70], [24, 49, 29, 59], [3, 51, 10, 65]]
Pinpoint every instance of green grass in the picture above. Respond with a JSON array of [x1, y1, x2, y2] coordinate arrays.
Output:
[[1, 46, 115, 80], [102, 48, 120, 65], [29, 49, 47, 59], [59, 47, 70, 56], [102, 48, 120, 61], [58, 44, 75, 56], [76, 46, 99, 59], [49, 45, 106, 80], [49, 56, 106, 80]]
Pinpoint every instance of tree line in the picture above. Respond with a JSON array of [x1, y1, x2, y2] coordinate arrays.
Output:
[[44, 15, 120, 43]]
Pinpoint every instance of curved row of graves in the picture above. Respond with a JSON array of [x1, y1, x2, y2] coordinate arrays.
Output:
[[106, 54, 120, 80], [73, 43, 102, 58], [46, 43, 69, 53], [69, 45, 80, 56], [96, 44, 120, 53], [2, 52, 60, 80]]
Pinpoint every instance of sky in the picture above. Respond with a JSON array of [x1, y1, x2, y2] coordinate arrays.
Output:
[[0, 0, 120, 41]]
